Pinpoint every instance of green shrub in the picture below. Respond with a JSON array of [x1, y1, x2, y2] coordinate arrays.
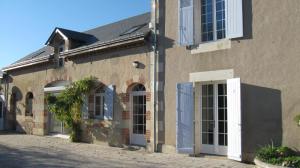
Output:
[[256, 145, 300, 167], [47, 76, 96, 142], [282, 156, 300, 168]]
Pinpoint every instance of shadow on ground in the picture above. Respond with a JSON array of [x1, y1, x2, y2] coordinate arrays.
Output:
[[0, 144, 88, 168]]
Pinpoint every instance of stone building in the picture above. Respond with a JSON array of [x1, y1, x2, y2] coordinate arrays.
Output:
[[1, 0, 300, 162]]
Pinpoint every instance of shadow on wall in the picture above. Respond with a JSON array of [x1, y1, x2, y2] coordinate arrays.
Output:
[[241, 84, 282, 161], [7, 86, 23, 131]]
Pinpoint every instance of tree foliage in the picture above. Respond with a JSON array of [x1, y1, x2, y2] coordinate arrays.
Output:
[[47, 76, 96, 142]]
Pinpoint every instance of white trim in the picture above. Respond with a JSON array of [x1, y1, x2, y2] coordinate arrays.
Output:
[[44, 86, 66, 93], [56, 29, 69, 41], [189, 69, 234, 82], [191, 39, 231, 54]]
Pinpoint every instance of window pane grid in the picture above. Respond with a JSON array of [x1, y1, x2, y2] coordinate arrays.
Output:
[[217, 84, 227, 146], [201, 0, 226, 42], [201, 84, 214, 145], [132, 95, 146, 134], [95, 94, 105, 117]]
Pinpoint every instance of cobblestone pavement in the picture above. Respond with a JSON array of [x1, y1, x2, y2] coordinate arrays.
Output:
[[0, 134, 254, 168]]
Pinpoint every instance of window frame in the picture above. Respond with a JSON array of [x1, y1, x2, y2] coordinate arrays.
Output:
[[200, 0, 226, 43], [94, 93, 105, 119]]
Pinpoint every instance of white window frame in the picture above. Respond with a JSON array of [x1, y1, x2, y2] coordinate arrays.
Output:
[[94, 93, 105, 119], [199, 80, 228, 156], [200, 0, 226, 43]]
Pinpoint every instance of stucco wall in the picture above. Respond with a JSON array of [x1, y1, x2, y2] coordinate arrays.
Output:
[[160, 0, 300, 160], [4, 45, 153, 147]]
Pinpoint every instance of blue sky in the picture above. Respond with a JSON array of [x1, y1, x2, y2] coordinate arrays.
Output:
[[0, 0, 150, 69]]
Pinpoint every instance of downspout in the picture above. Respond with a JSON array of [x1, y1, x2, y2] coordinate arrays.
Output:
[[152, 0, 158, 152]]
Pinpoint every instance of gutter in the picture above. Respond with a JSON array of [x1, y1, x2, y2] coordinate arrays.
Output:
[[152, 0, 158, 152], [61, 33, 147, 57]]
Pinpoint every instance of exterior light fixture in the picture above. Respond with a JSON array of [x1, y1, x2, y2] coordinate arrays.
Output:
[[132, 61, 140, 68]]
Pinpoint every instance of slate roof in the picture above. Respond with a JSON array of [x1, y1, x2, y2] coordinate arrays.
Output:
[[45, 28, 96, 45], [4, 12, 150, 70]]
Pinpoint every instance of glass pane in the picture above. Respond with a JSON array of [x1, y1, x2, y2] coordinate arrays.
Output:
[[208, 133, 214, 144], [202, 133, 208, 144], [208, 96, 214, 107], [218, 109, 224, 120], [219, 121, 225, 133], [95, 96, 100, 105], [208, 121, 214, 132], [202, 97, 207, 108], [202, 108, 207, 120], [95, 105, 101, 116], [202, 85, 207, 95], [219, 134, 225, 145], [218, 96, 224, 108], [218, 84, 225, 95], [202, 121, 208, 132], [208, 109, 214, 120], [215, 0, 226, 40], [201, 0, 214, 42]]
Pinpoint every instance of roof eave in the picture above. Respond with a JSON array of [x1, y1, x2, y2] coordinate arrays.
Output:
[[61, 33, 148, 57], [2, 55, 53, 72], [3, 32, 149, 72]]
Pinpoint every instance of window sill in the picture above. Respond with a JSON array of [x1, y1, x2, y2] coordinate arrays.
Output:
[[191, 39, 231, 55]]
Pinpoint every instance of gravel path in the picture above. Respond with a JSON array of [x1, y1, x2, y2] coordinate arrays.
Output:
[[0, 134, 254, 168]]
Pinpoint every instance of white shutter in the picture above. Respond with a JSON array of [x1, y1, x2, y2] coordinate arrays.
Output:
[[178, 0, 194, 46], [176, 82, 194, 154], [227, 78, 242, 161], [104, 85, 114, 120], [226, 0, 243, 38], [82, 95, 89, 119]]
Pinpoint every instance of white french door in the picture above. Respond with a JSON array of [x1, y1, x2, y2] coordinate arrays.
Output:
[[130, 91, 147, 146], [200, 82, 228, 155]]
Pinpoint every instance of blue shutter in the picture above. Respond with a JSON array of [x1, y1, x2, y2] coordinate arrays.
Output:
[[226, 0, 243, 38], [178, 0, 194, 46], [104, 85, 114, 120], [176, 82, 194, 154]]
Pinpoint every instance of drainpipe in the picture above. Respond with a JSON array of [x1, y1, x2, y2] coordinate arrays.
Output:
[[152, 0, 158, 152]]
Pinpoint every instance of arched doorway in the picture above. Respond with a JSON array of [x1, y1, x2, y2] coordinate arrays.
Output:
[[130, 84, 146, 146], [44, 80, 71, 135]]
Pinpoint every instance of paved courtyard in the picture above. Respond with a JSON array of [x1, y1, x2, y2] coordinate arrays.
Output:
[[0, 133, 254, 168]]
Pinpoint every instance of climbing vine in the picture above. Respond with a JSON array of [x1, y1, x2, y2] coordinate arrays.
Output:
[[47, 76, 96, 142]]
